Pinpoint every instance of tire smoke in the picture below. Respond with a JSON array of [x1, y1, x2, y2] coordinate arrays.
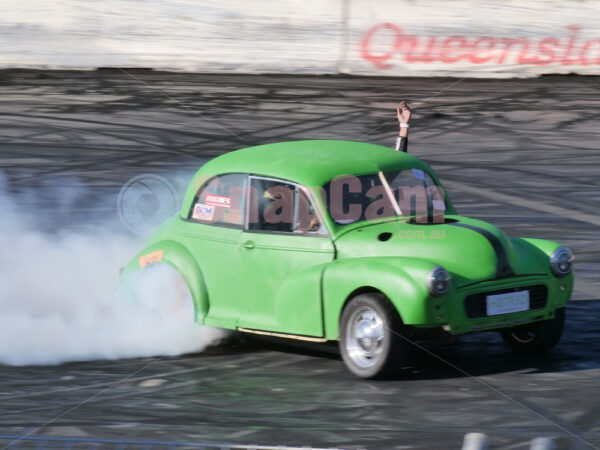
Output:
[[0, 172, 226, 366]]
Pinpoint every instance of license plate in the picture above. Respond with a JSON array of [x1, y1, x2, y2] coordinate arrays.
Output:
[[486, 290, 530, 316]]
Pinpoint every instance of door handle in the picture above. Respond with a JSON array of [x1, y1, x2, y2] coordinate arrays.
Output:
[[241, 240, 255, 249]]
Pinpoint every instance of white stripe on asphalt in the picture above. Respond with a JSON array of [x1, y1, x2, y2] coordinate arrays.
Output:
[[444, 180, 599, 227]]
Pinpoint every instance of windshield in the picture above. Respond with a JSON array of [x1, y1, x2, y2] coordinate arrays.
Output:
[[323, 169, 447, 225]]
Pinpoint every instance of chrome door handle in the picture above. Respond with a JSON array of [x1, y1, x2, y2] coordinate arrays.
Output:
[[241, 241, 255, 249]]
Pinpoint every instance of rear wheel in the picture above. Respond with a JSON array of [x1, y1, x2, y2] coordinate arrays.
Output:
[[135, 263, 196, 318], [339, 293, 410, 379], [500, 308, 565, 352]]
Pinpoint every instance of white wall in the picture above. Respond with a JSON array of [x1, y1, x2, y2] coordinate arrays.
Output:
[[0, 0, 343, 73], [346, 0, 600, 77], [2, 0, 600, 77]]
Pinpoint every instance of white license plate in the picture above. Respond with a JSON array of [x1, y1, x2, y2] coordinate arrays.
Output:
[[486, 290, 530, 316]]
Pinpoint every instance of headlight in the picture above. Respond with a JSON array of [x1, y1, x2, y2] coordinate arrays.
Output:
[[427, 266, 451, 296], [550, 246, 574, 277]]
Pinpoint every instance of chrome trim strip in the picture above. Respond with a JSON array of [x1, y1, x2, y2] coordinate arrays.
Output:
[[238, 327, 327, 343]]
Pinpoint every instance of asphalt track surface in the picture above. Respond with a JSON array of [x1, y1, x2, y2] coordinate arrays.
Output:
[[0, 70, 599, 449]]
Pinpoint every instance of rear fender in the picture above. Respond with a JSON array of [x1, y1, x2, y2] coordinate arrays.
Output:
[[120, 240, 208, 322]]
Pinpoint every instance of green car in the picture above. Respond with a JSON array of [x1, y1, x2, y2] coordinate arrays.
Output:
[[121, 140, 574, 379]]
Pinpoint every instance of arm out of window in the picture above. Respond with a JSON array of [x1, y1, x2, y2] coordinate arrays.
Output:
[[395, 136, 408, 152]]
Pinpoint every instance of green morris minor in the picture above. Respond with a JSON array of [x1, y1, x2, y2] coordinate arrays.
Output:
[[121, 140, 574, 378]]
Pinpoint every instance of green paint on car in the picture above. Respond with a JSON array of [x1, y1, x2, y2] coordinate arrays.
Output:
[[120, 140, 574, 379]]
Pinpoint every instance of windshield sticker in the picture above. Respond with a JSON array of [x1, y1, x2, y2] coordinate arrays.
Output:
[[139, 250, 164, 268], [432, 200, 447, 211], [411, 169, 426, 180], [193, 203, 215, 221], [206, 195, 231, 208]]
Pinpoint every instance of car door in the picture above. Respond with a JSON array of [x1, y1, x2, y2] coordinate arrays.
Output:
[[237, 176, 335, 336], [181, 172, 247, 328]]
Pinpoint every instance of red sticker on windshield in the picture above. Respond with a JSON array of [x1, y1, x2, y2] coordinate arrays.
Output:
[[205, 195, 231, 208]]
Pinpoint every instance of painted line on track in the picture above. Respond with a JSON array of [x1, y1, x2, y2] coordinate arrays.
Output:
[[443, 180, 599, 227]]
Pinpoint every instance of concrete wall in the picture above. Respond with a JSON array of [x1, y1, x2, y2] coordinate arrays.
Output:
[[347, 0, 600, 77], [2, 0, 600, 77]]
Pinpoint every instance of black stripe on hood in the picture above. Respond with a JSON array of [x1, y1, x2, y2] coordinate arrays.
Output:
[[449, 222, 514, 279]]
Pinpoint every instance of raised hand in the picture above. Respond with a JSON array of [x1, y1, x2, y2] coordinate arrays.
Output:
[[397, 101, 412, 125]]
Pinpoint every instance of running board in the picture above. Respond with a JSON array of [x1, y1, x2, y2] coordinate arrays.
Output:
[[237, 328, 327, 343]]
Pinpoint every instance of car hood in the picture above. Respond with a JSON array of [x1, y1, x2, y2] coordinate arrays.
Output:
[[333, 215, 541, 286]]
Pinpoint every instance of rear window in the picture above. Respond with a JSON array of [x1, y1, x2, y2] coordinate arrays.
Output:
[[189, 173, 247, 227]]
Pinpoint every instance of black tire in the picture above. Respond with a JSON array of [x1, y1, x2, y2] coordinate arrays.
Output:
[[500, 308, 565, 353], [339, 293, 410, 379]]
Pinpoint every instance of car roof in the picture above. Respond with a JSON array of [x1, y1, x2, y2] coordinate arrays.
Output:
[[197, 140, 428, 187]]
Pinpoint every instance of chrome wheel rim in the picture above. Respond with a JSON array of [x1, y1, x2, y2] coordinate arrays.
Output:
[[345, 306, 385, 368]]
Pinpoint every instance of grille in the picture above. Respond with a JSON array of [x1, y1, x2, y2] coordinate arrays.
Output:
[[464, 284, 547, 319]]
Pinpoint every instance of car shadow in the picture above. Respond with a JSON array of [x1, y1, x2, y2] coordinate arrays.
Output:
[[203, 300, 600, 381]]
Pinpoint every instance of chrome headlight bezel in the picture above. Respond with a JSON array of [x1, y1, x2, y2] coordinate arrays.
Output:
[[427, 266, 451, 296], [550, 246, 574, 277]]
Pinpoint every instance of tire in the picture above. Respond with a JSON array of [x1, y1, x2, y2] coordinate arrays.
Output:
[[339, 293, 410, 379], [135, 263, 195, 317], [500, 308, 565, 353]]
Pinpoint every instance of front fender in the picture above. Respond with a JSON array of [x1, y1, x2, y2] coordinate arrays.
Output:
[[513, 238, 564, 259], [120, 240, 209, 322], [510, 238, 559, 275], [322, 257, 438, 340], [511, 238, 574, 303]]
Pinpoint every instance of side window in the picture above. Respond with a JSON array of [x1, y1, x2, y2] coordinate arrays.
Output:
[[248, 178, 295, 232], [189, 173, 246, 227], [247, 177, 326, 235], [295, 188, 326, 235]]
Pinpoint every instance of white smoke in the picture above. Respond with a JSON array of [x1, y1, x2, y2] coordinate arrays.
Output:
[[0, 172, 226, 366]]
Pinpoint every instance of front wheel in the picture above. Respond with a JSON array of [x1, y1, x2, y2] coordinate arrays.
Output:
[[339, 293, 410, 379], [500, 308, 565, 352]]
